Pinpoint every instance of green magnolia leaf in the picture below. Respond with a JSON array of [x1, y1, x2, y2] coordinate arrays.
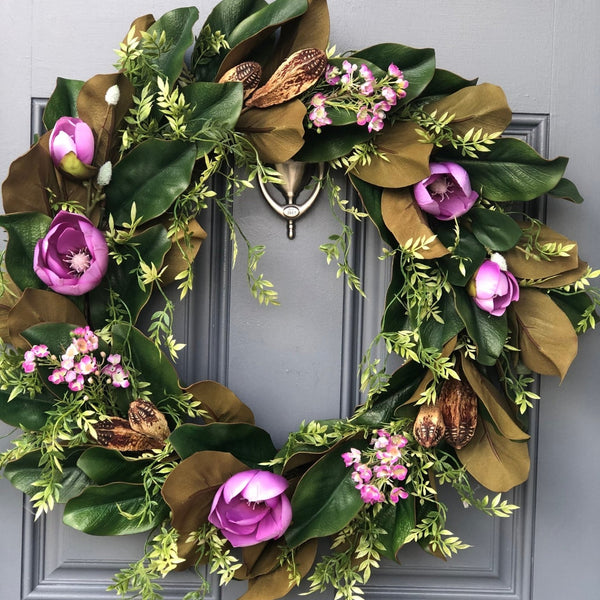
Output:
[[548, 177, 584, 203], [106, 139, 196, 226], [182, 82, 244, 155], [0, 212, 51, 291], [453, 287, 507, 366], [22, 322, 81, 356], [285, 438, 368, 548], [437, 224, 486, 286], [89, 224, 171, 326], [5, 449, 90, 502], [549, 290, 595, 330], [63, 482, 168, 535], [512, 288, 578, 379], [381, 254, 411, 334], [352, 43, 436, 102], [170, 423, 277, 468], [77, 447, 152, 485], [420, 68, 478, 100], [457, 419, 529, 492], [375, 497, 416, 560], [419, 292, 464, 351], [468, 207, 523, 252], [440, 138, 569, 202], [0, 388, 53, 430], [111, 324, 181, 402], [295, 125, 371, 163], [146, 7, 199, 87], [43, 77, 85, 129], [350, 176, 396, 248]]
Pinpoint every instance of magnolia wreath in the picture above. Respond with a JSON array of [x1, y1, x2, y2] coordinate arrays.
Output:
[[0, 2, 597, 600]]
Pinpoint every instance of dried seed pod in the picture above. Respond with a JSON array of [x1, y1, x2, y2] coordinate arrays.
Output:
[[96, 417, 162, 452], [128, 399, 170, 442], [218, 61, 262, 100], [245, 48, 327, 108], [438, 379, 478, 450], [413, 403, 445, 448]]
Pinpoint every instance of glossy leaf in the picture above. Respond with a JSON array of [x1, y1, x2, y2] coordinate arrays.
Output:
[[468, 207, 523, 252], [457, 419, 529, 492], [285, 438, 368, 548], [185, 380, 255, 424], [425, 83, 512, 138], [350, 176, 396, 248], [441, 138, 569, 202], [381, 254, 411, 333], [236, 100, 306, 163], [352, 43, 436, 102], [5, 449, 90, 502], [0, 388, 53, 430], [380, 187, 449, 258], [170, 423, 277, 468], [106, 139, 196, 226], [22, 321, 82, 356], [437, 224, 486, 286], [146, 8, 199, 86], [7, 288, 86, 349], [43, 77, 84, 129], [453, 287, 507, 366], [549, 290, 595, 330], [420, 68, 478, 99], [296, 125, 371, 163], [512, 288, 578, 379], [351, 121, 433, 188], [375, 497, 415, 560], [77, 447, 152, 485], [63, 482, 168, 535], [0, 212, 51, 291], [548, 177, 584, 204], [419, 292, 464, 351]]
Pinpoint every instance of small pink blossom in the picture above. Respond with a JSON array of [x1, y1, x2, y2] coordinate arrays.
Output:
[[31, 345, 49, 358], [325, 65, 340, 85], [342, 448, 362, 467], [368, 115, 385, 132], [391, 464, 408, 481], [360, 81, 374, 96], [77, 355, 97, 375], [310, 92, 327, 108], [390, 487, 409, 504], [388, 63, 403, 78], [355, 463, 373, 483], [49, 368, 67, 384], [22, 360, 36, 374], [360, 484, 385, 505], [381, 86, 397, 105], [356, 105, 371, 126]]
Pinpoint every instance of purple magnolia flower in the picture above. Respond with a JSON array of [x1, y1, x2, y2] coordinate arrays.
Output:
[[413, 162, 478, 220], [33, 211, 109, 296], [208, 469, 292, 548], [469, 254, 520, 316], [49, 116, 95, 178]]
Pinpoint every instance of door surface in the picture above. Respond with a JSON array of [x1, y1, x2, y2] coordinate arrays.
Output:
[[1, 1, 599, 599]]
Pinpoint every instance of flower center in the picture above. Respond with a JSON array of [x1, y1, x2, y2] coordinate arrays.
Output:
[[428, 175, 454, 201], [64, 248, 91, 276]]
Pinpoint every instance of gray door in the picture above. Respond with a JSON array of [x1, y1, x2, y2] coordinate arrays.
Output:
[[1, 1, 599, 599]]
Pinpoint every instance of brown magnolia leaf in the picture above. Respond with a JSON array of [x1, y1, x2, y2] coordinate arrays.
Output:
[[8, 288, 87, 349], [161, 451, 248, 564], [505, 222, 580, 281], [424, 83, 512, 138], [457, 419, 529, 492], [185, 380, 255, 424], [0, 274, 21, 341], [246, 48, 327, 108], [236, 541, 280, 580], [77, 73, 134, 165], [160, 218, 208, 287], [124, 14, 155, 44], [238, 539, 318, 600], [461, 355, 529, 441], [525, 259, 589, 289], [128, 399, 170, 442], [351, 121, 433, 188], [219, 62, 263, 100], [380, 187, 449, 259], [237, 100, 306, 164], [512, 288, 578, 379], [96, 417, 164, 452], [2, 133, 56, 215]]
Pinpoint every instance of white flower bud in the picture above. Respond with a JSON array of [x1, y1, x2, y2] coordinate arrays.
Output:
[[105, 84, 120, 106], [490, 252, 508, 271], [96, 161, 113, 187]]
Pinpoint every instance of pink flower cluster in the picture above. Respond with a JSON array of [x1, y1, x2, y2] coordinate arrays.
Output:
[[308, 60, 409, 133], [342, 429, 410, 505], [21, 326, 130, 392]]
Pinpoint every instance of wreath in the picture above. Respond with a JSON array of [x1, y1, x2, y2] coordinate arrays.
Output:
[[0, 2, 597, 600]]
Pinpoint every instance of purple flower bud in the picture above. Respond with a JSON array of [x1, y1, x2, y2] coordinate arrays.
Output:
[[33, 211, 109, 296], [208, 470, 292, 548], [468, 255, 520, 316], [49, 117, 95, 178], [413, 162, 478, 221]]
